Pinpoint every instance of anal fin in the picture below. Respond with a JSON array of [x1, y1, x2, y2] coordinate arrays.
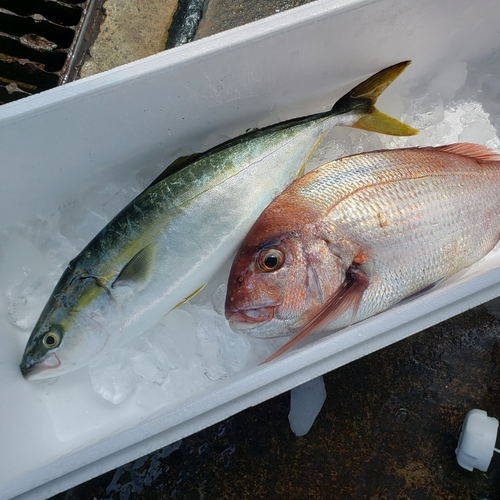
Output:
[[396, 278, 444, 306], [170, 283, 207, 311]]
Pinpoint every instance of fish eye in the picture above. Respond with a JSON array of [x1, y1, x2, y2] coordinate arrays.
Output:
[[42, 331, 61, 349], [258, 248, 285, 272]]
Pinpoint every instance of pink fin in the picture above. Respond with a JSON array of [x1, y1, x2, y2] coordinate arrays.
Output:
[[422, 143, 500, 163], [261, 266, 369, 364]]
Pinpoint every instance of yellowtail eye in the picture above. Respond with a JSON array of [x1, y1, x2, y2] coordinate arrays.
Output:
[[43, 331, 61, 349], [258, 248, 285, 272]]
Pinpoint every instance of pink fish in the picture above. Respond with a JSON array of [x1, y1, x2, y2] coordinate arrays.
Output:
[[225, 144, 500, 362]]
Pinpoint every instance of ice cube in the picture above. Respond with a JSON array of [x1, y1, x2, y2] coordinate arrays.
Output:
[[1, 233, 57, 330], [7, 274, 56, 330], [102, 187, 141, 220], [58, 203, 107, 249], [162, 361, 211, 402], [89, 349, 137, 405], [159, 308, 198, 361], [0, 233, 47, 291], [130, 338, 168, 386], [38, 232, 76, 270], [192, 306, 251, 381], [142, 322, 184, 371], [411, 93, 445, 130], [212, 283, 227, 316], [288, 375, 327, 437], [427, 62, 468, 103]]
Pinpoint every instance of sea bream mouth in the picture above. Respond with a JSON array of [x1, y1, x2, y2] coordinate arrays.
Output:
[[226, 307, 274, 330]]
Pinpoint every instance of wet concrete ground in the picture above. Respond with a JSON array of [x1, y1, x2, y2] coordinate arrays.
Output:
[[50, 1, 500, 498]]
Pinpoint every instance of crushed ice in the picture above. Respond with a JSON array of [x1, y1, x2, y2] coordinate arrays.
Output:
[[4, 52, 500, 412]]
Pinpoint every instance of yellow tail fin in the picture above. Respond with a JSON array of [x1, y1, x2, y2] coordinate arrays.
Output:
[[353, 109, 418, 136], [332, 61, 419, 137]]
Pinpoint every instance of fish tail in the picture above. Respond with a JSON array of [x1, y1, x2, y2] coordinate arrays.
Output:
[[331, 61, 419, 137]]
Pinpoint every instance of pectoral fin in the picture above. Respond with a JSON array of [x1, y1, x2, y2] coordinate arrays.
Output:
[[113, 243, 157, 291], [261, 266, 369, 364]]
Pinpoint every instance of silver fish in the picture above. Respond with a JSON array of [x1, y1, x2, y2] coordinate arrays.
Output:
[[20, 62, 416, 379], [225, 144, 500, 362]]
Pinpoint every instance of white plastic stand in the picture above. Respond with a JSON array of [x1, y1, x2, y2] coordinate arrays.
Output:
[[456, 409, 500, 472]]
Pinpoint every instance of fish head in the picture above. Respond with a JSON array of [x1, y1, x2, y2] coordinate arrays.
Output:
[[20, 263, 120, 380], [225, 216, 345, 338]]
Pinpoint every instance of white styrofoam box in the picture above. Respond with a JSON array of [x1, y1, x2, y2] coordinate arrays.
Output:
[[1, 0, 500, 498]]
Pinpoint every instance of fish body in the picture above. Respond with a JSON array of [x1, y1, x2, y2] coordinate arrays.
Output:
[[225, 144, 500, 361], [20, 62, 417, 379]]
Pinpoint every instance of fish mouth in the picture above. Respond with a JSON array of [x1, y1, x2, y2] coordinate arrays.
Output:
[[226, 307, 274, 330], [21, 353, 61, 380]]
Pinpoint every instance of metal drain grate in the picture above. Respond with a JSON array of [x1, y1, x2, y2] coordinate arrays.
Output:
[[0, 0, 103, 105]]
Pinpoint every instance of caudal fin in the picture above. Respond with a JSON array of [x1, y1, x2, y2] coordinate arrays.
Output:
[[331, 61, 419, 137]]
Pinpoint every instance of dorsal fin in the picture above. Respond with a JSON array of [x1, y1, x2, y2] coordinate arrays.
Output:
[[423, 143, 500, 163], [148, 153, 204, 187]]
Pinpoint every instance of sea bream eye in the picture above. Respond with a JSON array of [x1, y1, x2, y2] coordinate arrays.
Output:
[[42, 331, 61, 349], [258, 248, 285, 272]]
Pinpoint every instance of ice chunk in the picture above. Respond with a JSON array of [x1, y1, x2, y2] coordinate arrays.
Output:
[[58, 203, 107, 249], [162, 361, 211, 401], [427, 62, 468, 103], [410, 93, 445, 130], [102, 187, 141, 220], [0, 233, 47, 292], [89, 349, 137, 405], [212, 283, 227, 315], [38, 232, 75, 271], [158, 308, 199, 362], [130, 338, 168, 386], [288, 375, 327, 437], [1, 233, 57, 330], [7, 274, 56, 330], [191, 305, 251, 381], [90, 309, 205, 405]]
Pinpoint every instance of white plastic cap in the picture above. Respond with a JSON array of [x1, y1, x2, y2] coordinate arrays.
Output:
[[456, 409, 499, 472]]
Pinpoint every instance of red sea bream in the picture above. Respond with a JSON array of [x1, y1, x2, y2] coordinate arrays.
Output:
[[225, 144, 500, 362]]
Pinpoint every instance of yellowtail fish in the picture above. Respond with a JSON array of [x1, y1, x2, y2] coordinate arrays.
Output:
[[20, 62, 416, 379], [225, 144, 500, 362]]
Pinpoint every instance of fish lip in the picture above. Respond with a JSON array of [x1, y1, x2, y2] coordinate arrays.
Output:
[[21, 353, 61, 380], [226, 307, 274, 329]]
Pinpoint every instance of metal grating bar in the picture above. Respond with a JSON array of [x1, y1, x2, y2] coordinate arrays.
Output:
[[0, 0, 104, 105]]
